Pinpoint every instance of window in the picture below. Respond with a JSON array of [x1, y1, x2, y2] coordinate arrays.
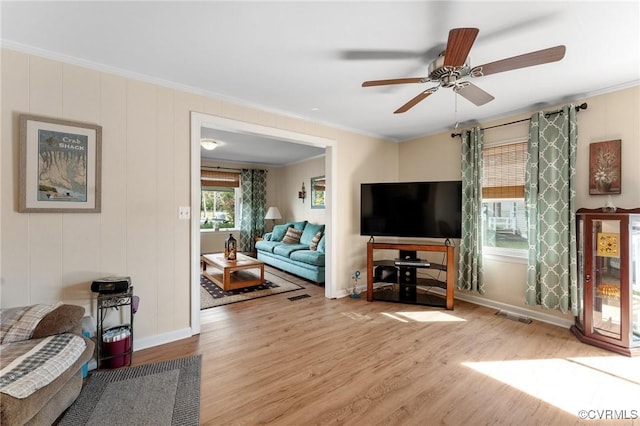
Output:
[[311, 176, 325, 209], [482, 141, 528, 255], [200, 169, 241, 231], [200, 186, 240, 230]]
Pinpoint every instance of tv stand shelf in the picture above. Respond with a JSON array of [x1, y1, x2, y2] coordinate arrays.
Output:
[[366, 241, 455, 310], [374, 259, 447, 272]]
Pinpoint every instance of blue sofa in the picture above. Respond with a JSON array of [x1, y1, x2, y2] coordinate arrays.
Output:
[[255, 221, 325, 283]]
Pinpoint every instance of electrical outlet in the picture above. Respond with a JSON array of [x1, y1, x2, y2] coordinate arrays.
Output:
[[178, 206, 190, 220]]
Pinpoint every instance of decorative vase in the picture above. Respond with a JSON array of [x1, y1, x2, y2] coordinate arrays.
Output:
[[597, 181, 612, 193], [225, 233, 237, 261]]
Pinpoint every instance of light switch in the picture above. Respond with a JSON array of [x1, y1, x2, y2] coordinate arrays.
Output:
[[178, 206, 190, 220]]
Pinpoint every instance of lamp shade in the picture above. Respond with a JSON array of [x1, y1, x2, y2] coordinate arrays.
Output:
[[264, 207, 282, 220]]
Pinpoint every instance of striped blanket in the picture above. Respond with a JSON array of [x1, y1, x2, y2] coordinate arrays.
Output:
[[0, 303, 87, 399], [0, 333, 87, 398]]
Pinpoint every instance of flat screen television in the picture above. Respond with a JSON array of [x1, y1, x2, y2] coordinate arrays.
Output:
[[360, 181, 462, 239]]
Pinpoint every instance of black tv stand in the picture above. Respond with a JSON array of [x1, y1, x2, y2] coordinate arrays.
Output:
[[366, 241, 455, 310]]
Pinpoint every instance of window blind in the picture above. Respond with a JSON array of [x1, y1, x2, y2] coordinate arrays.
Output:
[[201, 169, 240, 188], [313, 179, 326, 191], [482, 142, 526, 198]]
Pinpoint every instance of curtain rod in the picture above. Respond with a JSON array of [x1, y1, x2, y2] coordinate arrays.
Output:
[[201, 165, 268, 173], [201, 166, 242, 172], [450, 103, 588, 138]]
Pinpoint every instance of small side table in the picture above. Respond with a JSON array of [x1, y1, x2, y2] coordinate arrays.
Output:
[[252, 236, 263, 257]]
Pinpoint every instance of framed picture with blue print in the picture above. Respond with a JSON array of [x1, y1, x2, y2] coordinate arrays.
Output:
[[19, 114, 102, 212]]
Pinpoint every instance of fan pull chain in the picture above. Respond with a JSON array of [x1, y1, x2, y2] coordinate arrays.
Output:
[[454, 92, 459, 129]]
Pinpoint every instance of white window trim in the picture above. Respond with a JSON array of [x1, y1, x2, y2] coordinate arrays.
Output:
[[200, 227, 241, 233], [483, 247, 528, 263]]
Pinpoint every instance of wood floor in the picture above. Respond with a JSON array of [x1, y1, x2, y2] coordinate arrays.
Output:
[[133, 268, 640, 425]]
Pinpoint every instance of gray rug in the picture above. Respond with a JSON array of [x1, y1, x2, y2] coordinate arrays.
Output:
[[59, 355, 201, 426]]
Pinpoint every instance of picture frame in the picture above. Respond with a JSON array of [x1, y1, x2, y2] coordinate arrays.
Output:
[[589, 139, 621, 195], [19, 114, 102, 213], [311, 175, 325, 209]]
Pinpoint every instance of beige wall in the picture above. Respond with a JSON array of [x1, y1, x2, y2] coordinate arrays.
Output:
[[1, 48, 397, 348], [398, 85, 640, 323], [1, 51, 192, 341], [5, 46, 633, 347], [277, 155, 326, 225]]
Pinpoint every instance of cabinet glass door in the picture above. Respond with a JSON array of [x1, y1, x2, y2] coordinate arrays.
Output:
[[591, 219, 622, 340], [631, 216, 640, 345]]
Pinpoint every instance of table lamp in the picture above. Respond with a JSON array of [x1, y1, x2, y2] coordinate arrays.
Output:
[[264, 207, 282, 230]]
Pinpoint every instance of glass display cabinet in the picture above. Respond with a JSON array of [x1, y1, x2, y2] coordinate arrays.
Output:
[[571, 208, 640, 356]]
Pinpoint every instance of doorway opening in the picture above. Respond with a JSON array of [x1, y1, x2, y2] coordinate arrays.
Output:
[[189, 112, 337, 334]]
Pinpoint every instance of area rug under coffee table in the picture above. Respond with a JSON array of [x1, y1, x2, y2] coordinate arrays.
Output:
[[59, 355, 201, 426], [200, 269, 304, 309]]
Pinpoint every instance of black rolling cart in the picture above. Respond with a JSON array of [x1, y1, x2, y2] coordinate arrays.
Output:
[[96, 286, 134, 369]]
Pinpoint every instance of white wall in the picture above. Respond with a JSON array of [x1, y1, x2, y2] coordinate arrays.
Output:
[[398, 85, 640, 323], [1, 48, 398, 347]]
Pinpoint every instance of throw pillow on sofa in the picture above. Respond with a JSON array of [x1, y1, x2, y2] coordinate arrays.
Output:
[[309, 231, 323, 251], [287, 221, 307, 231], [271, 224, 292, 242], [282, 227, 303, 244], [300, 223, 325, 245], [317, 234, 326, 253]]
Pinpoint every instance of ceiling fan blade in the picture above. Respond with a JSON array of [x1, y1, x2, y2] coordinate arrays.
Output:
[[362, 77, 428, 87], [444, 28, 479, 67], [471, 45, 566, 77], [394, 88, 438, 114], [454, 82, 495, 106]]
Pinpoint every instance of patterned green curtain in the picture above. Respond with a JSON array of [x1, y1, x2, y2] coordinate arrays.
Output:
[[457, 127, 484, 293], [240, 169, 267, 253], [525, 105, 578, 314]]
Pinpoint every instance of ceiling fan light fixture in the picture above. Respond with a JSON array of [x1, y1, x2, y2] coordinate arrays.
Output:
[[429, 53, 470, 82], [200, 139, 218, 150], [361, 28, 566, 114]]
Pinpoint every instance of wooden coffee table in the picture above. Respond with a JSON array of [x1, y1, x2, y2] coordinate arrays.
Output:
[[201, 253, 265, 291]]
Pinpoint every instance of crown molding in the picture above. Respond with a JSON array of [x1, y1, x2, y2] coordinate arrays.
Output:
[[1, 41, 393, 143]]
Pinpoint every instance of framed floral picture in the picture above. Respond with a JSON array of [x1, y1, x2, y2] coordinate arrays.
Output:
[[19, 114, 102, 212], [589, 139, 621, 195]]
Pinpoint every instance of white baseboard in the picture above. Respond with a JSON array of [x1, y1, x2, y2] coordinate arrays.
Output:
[[364, 284, 574, 329], [335, 284, 367, 299], [133, 327, 194, 352], [453, 292, 574, 329]]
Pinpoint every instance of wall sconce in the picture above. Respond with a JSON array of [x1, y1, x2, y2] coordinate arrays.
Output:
[[298, 182, 306, 202]]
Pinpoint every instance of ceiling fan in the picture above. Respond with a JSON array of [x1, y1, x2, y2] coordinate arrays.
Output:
[[362, 28, 566, 114]]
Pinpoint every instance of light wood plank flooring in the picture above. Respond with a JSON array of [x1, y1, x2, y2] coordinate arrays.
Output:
[[133, 268, 640, 425]]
